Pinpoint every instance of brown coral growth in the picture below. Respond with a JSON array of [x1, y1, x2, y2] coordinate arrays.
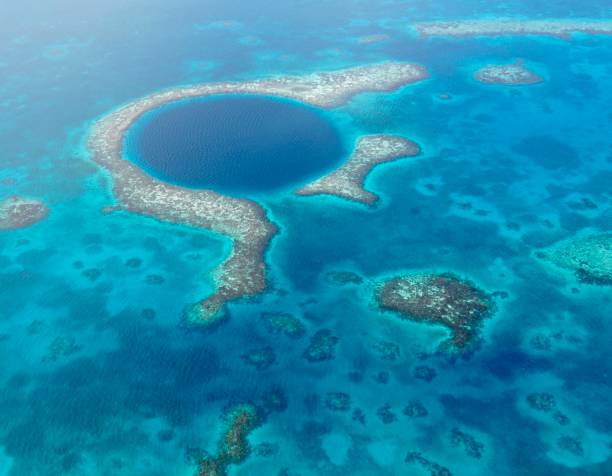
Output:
[[376, 273, 495, 350]]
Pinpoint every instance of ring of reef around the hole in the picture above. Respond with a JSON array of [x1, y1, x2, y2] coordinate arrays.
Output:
[[87, 62, 429, 325]]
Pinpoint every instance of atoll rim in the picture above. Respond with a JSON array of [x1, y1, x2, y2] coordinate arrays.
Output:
[[87, 62, 427, 325]]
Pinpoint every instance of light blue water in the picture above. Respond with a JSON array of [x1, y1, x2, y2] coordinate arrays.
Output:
[[125, 95, 346, 195], [0, 1, 611, 475]]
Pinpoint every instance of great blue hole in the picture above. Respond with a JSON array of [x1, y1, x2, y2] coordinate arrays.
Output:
[[125, 95, 346, 195]]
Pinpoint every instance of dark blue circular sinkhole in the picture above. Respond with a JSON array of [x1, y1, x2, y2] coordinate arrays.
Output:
[[125, 94, 346, 195]]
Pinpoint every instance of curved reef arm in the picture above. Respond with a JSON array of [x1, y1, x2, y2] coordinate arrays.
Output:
[[295, 135, 421, 205]]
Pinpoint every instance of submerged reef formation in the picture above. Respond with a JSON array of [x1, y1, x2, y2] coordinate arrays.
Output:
[[88, 62, 427, 325], [376, 273, 495, 350], [358, 34, 390, 45], [42, 336, 82, 363], [403, 401, 429, 418], [449, 428, 484, 459], [260, 312, 306, 339], [0, 196, 49, 230], [260, 386, 288, 415], [557, 436, 584, 457], [326, 270, 364, 285], [324, 392, 351, 412], [526, 392, 557, 412], [376, 404, 398, 424], [296, 135, 421, 205], [541, 233, 612, 285], [526, 392, 571, 426], [475, 59, 543, 85], [302, 329, 339, 362], [414, 365, 437, 382], [372, 340, 401, 361], [405, 451, 453, 476], [196, 404, 260, 476], [414, 19, 612, 39], [240, 346, 276, 371]]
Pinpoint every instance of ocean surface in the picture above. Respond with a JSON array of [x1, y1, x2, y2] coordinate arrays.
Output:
[[1, 1, 611, 475]]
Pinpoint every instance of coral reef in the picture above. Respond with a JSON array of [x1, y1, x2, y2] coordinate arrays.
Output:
[[260, 312, 306, 339], [185, 447, 209, 466], [352, 408, 366, 425], [376, 272, 495, 350], [475, 59, 543, 85], [414, 19, 612, 39], [449, 428, 484, 459], [414, 365, 437, 382], [405, 451, 453, 476], [543, 233, 612, 285], [88, 62, 427, 326], [42, 336, 82, 362], [325, 270, 364, 285], [376, 404, 397, 424], [358, 34, 390, 45], [528, 330, 583, 352], [526, 392, 556, 412], [372, 371, 390, 384], [557, 435, 584, 457], [261, 387, 288, 415], [0, 196, 49, 230], [324, 392, 351, 412], [240, 346, 276, 371], [526, 392, 570, 426], [144, 274, 165, 285], [372, 340, 401, 361], [26, 320, 47, 335], [125, 257, 142, 268], [157, 429, 175, 442], [82, 268, 102, 281], [302, 329, 339, 362], [196, 403, 261, 476], [296, 135, 421, 205], [403, 401, 429, 418]]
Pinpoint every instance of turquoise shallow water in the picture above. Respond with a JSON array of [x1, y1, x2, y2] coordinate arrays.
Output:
[[1, 1, 612, 475]]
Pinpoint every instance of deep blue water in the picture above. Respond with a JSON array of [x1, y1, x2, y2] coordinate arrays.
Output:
[[1, 0, 612, 475], [126, 95, 345, 194]]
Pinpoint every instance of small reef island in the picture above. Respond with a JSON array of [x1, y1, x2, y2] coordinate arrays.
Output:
[[414, 19, 612, 39], [295, 135, 421, 205], [0, 196, 49, 230], [539, 232, 612, 286], [475, 59, 543, 85], [88, 62, 428, 326], [376, 272, 495, 351]]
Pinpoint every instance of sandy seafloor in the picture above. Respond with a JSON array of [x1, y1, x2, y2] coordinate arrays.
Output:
[[1, 0, 612, 475]]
